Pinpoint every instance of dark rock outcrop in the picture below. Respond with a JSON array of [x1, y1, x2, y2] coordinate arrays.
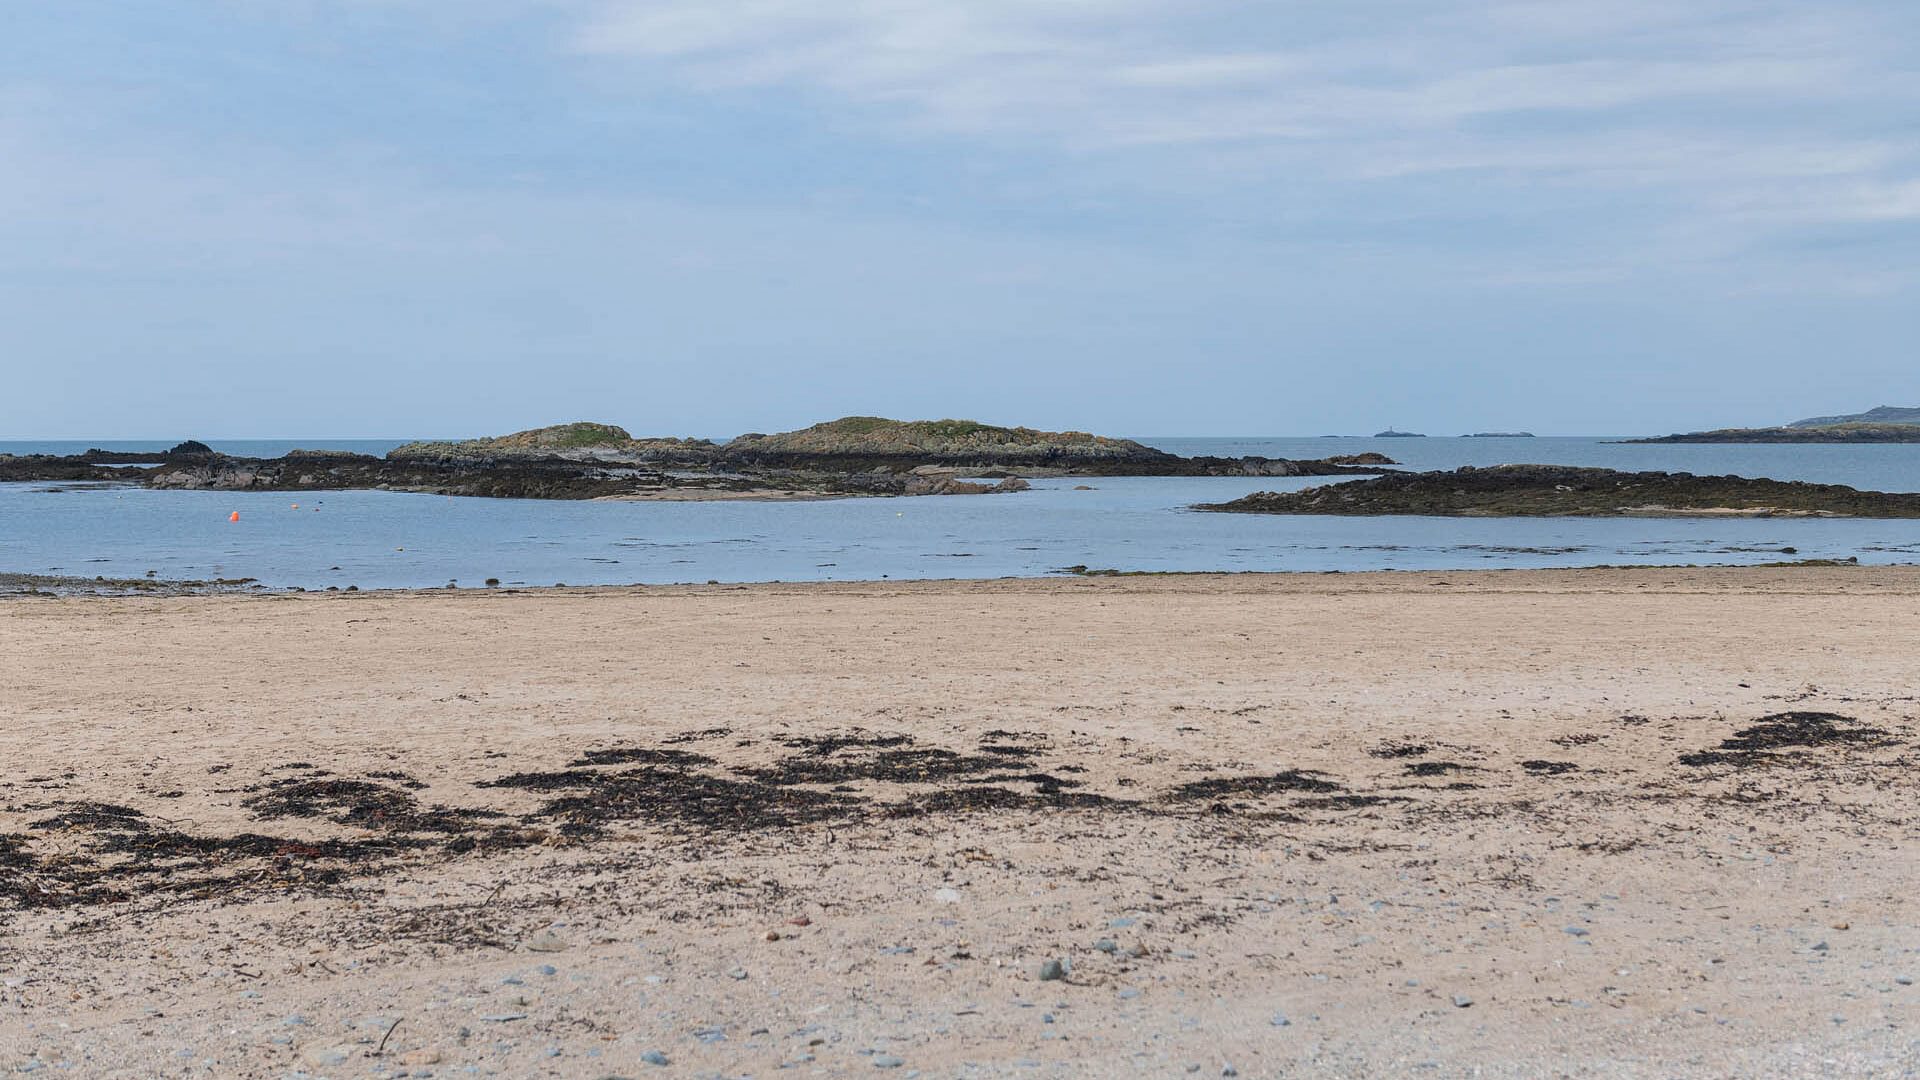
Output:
[[1196, 465, 1920, 518], [1, 417, 1400, 500]]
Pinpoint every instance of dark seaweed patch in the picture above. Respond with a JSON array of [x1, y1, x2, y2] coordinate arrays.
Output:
[[1679, 712, 1889, 768], [1404, 761, 1469, 777], [1369, 743, 1430, 759], [1519, 760, 1579, 775], [1170, 771, 1342, 800], [569, 747, 717, 768]]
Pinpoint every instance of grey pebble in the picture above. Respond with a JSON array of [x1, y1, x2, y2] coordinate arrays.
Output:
[[1117, 988, 1141, 1000], [1269, 1013, 1290, 1027], [727, 967, 749, 980], [1564, 926, 1589, 937], [873, 1055, 905, 1068], [1895, 976, 1914, 986], [641, 1049, 670, 1066], [1452, 994, 1474, 1008], [1037, 959, 1069, 982], [1093, 939, 1118, 954], [1109, 918, 1137, 928]]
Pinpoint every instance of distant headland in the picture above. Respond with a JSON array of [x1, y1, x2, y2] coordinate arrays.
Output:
[[1627, 405, 1920, 443]]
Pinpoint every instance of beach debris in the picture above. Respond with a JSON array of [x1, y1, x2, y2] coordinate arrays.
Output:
[[1037, 958, 1069, 981]]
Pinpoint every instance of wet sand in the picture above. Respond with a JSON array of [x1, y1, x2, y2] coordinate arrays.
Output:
[[2, 567, 1917, 1077]]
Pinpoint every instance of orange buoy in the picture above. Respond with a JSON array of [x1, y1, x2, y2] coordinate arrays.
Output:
[[229, 511, 240, 522], [291, 503, 300, 510]]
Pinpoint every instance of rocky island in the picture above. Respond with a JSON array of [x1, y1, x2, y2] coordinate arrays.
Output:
[[1195, 464, 1920, 517], [0, 418, 1396, 501], [1627, 405, 1920, 443]]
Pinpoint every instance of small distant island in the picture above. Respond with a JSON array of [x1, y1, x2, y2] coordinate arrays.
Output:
[[0, 418, 1397, 501], [1628, 404, 1920, 443], [1373, 429, 1426, 438], [1195, 465, 1920, 518], [1463, 432, 1535, 438]]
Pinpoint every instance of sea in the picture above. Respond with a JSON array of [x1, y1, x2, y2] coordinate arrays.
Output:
[[3, 436, 1918, 590]]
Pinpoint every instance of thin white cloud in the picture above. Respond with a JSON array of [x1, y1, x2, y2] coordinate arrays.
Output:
[[568, 0, 1920, 244]]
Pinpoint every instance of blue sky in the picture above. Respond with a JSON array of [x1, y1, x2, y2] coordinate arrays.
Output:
[[3, 1, 1917, 438]]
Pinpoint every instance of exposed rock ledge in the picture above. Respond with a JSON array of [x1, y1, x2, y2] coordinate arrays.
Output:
[[1195, 465, 1920, 518]]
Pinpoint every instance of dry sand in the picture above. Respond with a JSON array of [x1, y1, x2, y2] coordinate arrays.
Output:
[[1, 567, 1917, 1078]]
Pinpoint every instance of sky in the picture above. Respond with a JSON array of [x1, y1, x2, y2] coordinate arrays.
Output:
[[3, 1, 1917, 438]]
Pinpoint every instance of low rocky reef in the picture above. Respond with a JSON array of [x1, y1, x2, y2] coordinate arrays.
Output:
[[1195, 465, 1920, 518], [1625, 423, 1920, 444], [0, 419, 1396, 501]]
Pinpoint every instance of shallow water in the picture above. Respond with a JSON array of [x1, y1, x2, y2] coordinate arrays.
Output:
[[3, 437, 1918, 589]]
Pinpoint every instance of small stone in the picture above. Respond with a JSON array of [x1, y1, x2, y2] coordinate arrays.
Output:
[[727, 967, 749, 980], [872, 1055, 905, 1069], [1093, 939, 1118, 954], [1124, 943, 1148, 959], [501, 975, 524, 986], [933, 888, 963, 904], [1895, 976, 1914, 986], [1117, 987, 1141, 1000], [524, 931, 567, 953], [1223, 1066, 1239, 1077], [1831, 922, 1850, 931], [400, 1049, 442, 1066], [1109, 918, 1137, 929], [536, 965, 557, 976], [1269, 1013, 1290, 1027], [787, 916, 813, 927], [281, 1015, 310, 1027], [765, 931, 782, 942], [1452, 994, 1474, 1008], [1563, 926, 1589, 937], [1811, 942, 1830, 953], [1037, 959, 1069, 982], [641, 1049, 670, 1066]]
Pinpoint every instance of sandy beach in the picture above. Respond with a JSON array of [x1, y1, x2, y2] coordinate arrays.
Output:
[[2, 567, 1916, 1077]]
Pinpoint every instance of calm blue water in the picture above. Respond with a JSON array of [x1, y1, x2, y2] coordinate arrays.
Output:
[[3, 437, 1918, 589]]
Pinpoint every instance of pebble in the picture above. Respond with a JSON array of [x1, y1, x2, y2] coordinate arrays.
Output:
[[523, 931, 568, 953], [1812, 942, 1830, 953], [1117, 988, 1141, 1000], [1093, 939, 1118, 954], [400, 1050, 442, 1066], [872, 1055, 905, 1068], [640, 1049, 670, 1066], [727, 967, 750, 980], [1564, 926, 1589, 937], [536, 965, 557, 976], [1452, 995, 1474, 1008], [1109, 918, 1137, 929], [1037, 959, 1069, 982], [1223, 1066, 1239, 1077], [1269, 1013, 1290, 1027], [282, 1015, 310, 1027], [933, 888, 962, 904], [1896, 976, 1914, 986]]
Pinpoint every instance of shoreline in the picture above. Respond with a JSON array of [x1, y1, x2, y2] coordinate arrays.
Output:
[[3, 559, 1910, 599]]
